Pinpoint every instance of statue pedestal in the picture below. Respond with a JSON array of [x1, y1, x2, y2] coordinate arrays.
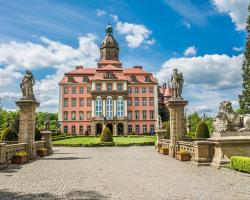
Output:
[[41, 130, 53, 154], [16, 100, 39, 159], [166, 98, 188, 157]]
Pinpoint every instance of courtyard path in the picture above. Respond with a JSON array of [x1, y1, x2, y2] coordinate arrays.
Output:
[[0, 146, 249, 200]]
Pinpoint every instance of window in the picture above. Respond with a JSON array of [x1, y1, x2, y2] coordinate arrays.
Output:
[[135, 87, 139, 93], [87, 112, 91, 120], [72, 87, 76, 94], [149, 87, 154, 93], [143, 125, 147, 134], [87, 87, 91, 94], [71, 125, 76, 134], [150, 125, 155, 133], [68, 76, 74, 83], [96, 83, 101, 91], [142, 98, 147, 106], [87, 125, 91, 134], [71, 112, 76, 120], [95, 98, 102, 117], [79, 98, 84, 107], [150, 97, 154, 106], [83, 76, 89, 82], [79, 87, 84, 94], [128, 111, 132, 120], [118, 83, 123, 91], [64, 87, 68, 94], [72, 98, 76, 107], [63, 111, 68, 120], [128, 87, 132, 93], [142, 110, 147, 120], [79, 125, 83, 134], [135, 98, 139, 106], [142, 87, 146, 93], [64, 126, 68, 134], [107, 83, 112, 91], [135, 110, 140, 120], [106, 97, 113, 119], [64, 99, 68, 107], [128, 98, 132, 106], [130, 76, 137, 82], [135, 125, 140, 134], [87, 98, 91, 107], [150, 110, 154, 119], [144, 76, 151, 82], [79, 111, 84, 120], [117, 97, 124, 118], [128, 125, 132, 133]]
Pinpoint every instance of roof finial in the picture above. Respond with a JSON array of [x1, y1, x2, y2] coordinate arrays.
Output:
[[106, 22, 113, 36]]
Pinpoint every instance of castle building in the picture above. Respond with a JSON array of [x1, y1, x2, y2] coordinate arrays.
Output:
[[58, 24, 161, 135]]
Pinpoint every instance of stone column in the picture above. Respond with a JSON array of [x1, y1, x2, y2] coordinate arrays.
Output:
[[16, 100, 40, 159], [40, 131, 53, 154], [166, 99, 188, 157]]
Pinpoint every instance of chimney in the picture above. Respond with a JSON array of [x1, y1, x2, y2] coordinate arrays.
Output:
[[76, 66, 83, 70], [133, 66, 143, 69]]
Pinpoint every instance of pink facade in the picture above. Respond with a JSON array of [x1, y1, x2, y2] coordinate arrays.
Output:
[[58, 24, 160, 135]]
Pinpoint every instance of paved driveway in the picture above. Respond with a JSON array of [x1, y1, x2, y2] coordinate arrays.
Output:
[[0, 146, 249, 200]]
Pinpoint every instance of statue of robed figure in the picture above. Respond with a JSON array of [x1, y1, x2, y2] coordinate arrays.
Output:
[[20, 70, 36, 101], [170, 68, 184, 99], [44, 113, 50, 130]]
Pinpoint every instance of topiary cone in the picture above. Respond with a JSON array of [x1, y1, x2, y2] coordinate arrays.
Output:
[[100, 127, 113, 142], [195, 121, 210, 138]]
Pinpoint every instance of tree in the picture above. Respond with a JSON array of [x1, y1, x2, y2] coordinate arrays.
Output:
[[239, 4, 250, 114], [195, 121, 210, 138], [100, 127, 113, 143]]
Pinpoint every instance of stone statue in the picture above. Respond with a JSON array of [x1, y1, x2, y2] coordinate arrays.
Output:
[[157, 115, 163, 129], [214, 101, 250, 133], [20, 70, 36, 100], [170, 68, 184, 99], [44, 113, 50, 130]]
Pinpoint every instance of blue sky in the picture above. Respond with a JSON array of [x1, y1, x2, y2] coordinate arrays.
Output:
[[0, 0, 248, 115]]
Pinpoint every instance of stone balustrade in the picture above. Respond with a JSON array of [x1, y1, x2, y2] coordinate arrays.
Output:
[[176, 141, 196, 159], [34, 141, 46, 150]]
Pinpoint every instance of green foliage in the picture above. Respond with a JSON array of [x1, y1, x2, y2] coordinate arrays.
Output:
[[36, 112, 58, 130], [1, 127, 17, 141], [100, 127, 113, 143], [239, 5, 250, 114], [188, 112, 201, 133], [35, 128, 42, 141], [162, 121, 170, 139], [195, 121, 210, 138], [231, 156, 250, 174]]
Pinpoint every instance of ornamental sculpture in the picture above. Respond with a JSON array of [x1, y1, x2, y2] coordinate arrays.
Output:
[[214, 101, 250, 133], [44, 113, 50, 130], [170, 68, 184, 99], [20, 70, 36, 101]]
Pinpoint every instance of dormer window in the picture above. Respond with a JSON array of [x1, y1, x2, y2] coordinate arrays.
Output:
[[144, 75, 151, 82], [130, 76, 137, 82], [82, 76, 89, 83], [68, 76, 74, 83], [104, 71, 116, 79]]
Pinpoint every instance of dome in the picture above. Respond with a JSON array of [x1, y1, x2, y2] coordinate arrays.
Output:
[[100, 35, 119, 49]]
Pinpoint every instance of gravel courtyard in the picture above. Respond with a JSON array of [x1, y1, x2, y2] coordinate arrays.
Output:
[[0, 146, 249, 200]]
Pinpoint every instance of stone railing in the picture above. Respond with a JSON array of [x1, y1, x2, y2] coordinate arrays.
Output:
[[161, 139, 170, 148], [4, 143, 28, 163], [176, 141, 196, 159], [34, 141, 45, 150]]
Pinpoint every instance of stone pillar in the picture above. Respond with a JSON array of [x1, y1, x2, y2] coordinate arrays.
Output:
[[91, 100, 95, 117], [102, 99, 106, 117], [40, 131, 53, 154], [16, 100, 39, 159], [114, 99, 117, 118], [166, 99, 188, 157], [0, 143, 7, 168]]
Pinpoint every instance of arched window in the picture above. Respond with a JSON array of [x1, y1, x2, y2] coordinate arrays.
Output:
[[106, 97, 113, 119], [95, 97, 102, 117], [117, 97, 124, 118]]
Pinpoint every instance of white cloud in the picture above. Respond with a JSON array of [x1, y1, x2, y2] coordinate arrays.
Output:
[[183, 21, 192, 29], [157, 53, 243, 115], [112, 15, 155, 48], [0, 34, 99, 112], [212, 0, 249, 31], [232, 46, 244, 52], [96, 9, 107, 17], [184, 46, 197, 57]]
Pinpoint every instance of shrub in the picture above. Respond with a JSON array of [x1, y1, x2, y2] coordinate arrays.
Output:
[[230, 156, 250, 174], [84, 130, 89, 136], [1, 127, 17, 141], [100, 127, 113, 143], [35, 128, 42, 141], [195, 121, 210, 138]]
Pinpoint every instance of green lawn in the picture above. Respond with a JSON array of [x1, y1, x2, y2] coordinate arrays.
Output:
[[52, 136, 156, 147]]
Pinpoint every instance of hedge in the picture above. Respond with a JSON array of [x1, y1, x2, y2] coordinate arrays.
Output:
[[100, 127, 113, 142], [230, 156, 250, 174], [195, 121, 210, 138]]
